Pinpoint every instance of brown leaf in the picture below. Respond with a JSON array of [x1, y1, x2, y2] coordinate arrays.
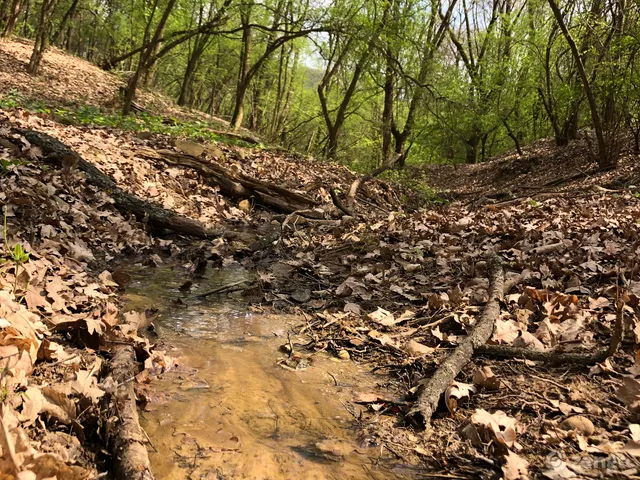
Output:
[[502, 450, 530, 480], [472, 366, 501, 390], [444, 382, 477, 413]]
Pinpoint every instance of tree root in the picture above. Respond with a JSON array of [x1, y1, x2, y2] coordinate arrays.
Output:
[[106, 347, 154, 480], [408, 253, 504, 428], [9, 127, 223, 239], [475, 303, 624, 366]]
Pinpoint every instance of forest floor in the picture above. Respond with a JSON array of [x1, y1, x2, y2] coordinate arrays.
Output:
[[2, 38, 640, 480]]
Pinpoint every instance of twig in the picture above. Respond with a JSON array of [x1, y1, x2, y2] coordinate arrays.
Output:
[[528, 374, 571, 392], [48, 354, 80, 367], [408, 253, 504, 427], [141, 425, 158, 453], [196, 280, 252, 298]]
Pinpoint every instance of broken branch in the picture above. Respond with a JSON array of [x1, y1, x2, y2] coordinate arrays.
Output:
[[408, 253, 504, 428]]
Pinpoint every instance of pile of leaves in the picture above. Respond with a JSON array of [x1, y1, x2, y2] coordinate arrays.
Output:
[[0, 131, 176, 477], [262, 190, 640, 478]]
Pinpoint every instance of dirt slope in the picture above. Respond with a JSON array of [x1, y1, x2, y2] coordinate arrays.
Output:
[[419, 134, 640, 202], [0, 38, 232, 127]]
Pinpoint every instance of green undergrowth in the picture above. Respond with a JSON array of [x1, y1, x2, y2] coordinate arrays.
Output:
[[0, 90, 256, 148], [380, 168, 449, 206]]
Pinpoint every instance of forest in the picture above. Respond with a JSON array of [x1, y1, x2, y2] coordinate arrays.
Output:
[[3, 0, 640, 478], [2, 0, 638, 170]]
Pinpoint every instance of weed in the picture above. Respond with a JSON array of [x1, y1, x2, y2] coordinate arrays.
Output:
[[0, 158, 23, 176]]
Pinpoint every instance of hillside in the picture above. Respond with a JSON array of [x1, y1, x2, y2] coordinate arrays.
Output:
[[420, 134, 640, 203], [2, 39, 640, 480]]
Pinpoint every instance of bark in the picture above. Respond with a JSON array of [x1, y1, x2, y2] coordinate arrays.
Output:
[[107, 347, 154, 480], [408, 253, 503, 427]]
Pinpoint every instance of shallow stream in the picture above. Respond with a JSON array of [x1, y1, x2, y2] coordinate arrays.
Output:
[[125, 266, 413, 479]]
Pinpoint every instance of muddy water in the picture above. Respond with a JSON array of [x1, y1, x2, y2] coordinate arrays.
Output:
[[125, 267, 411, 480]]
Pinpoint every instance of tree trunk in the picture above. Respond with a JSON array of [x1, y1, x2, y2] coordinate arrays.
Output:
[[122, 0, 176, 114], [465, 133, 479, 164], [1, 0, 22, 36], [27, 0, 59, 75], [51, 0, 79, 46], [230, 8, 252, 130], [381, 53, 395, 165], [547, 0, 616, 169], [177, 36, 208, 106]]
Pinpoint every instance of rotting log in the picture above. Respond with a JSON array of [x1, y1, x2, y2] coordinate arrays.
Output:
[[107, 346, 154, 480], [408, 253, 504, 428], [9, 127, 225, 239], [137, 148, 319, 214]]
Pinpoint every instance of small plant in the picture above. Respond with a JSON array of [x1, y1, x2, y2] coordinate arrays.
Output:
[[529, 199, 540, 207], [2, 209, 30, 294], [0, 158, 23, 176]]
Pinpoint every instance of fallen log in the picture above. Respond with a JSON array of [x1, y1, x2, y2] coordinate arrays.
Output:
[[137, 148, 318, 214], [107, 346, 154, 480], [408, 253, 504, 427], [10, 127, 224, 239]]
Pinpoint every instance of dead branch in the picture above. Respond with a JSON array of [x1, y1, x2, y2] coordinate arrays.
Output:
[[346, 153, 401, 212], [107, 347, 154, 480], [137, 148, 318, 214], [408, 253, 504, 427], [475, 303, 624, 366], [197, 279, 254, 298], [329, 188, 354, 216]]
